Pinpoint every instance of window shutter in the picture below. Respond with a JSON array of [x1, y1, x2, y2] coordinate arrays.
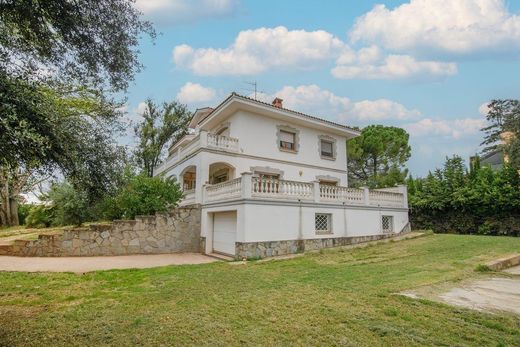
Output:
[[321, 141, 333, 153], [280, 130, 295, 143]]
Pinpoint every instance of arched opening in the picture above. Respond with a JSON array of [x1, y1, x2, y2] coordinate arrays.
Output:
[[208, 162, 235, 184], [180, 165, 197, 191]]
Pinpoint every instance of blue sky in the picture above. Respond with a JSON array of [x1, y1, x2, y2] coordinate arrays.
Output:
[[124, 0, 520, 177]]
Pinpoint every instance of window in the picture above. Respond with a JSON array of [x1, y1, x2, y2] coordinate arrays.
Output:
[[318, 135, 337, 160], [382, 215, 394, 233], [279, 130, 295, 150], [277, 125, 299, 153], [321, 140, 333, 157], [315, 213, 332, 234]]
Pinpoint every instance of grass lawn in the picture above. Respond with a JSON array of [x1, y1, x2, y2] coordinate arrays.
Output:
[[0, 233, 519, 346]]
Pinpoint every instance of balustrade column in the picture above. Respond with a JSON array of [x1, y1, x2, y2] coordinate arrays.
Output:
[[397, 184, 408, 208], [313, 181, 320, 203], [241, 172, 253, 199], [362, 186, 370, 206]]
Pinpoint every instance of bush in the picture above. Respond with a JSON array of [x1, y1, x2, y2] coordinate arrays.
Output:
[[25, 204, 53, 228], [17, 203, 32, 225], [102, 174, 183, 220], [46, 182, 91, 226]]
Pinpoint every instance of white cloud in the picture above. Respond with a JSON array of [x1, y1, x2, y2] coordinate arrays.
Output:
[[176, 82, 216, 104], [256, 84, 420, 123], [404, 117, 486, 139], [350, 0, 520, 55], [332, 51, 457, 80], [136, 0, 240, 25], [479, 102, 490, 116], [173, 26, 345, 75]]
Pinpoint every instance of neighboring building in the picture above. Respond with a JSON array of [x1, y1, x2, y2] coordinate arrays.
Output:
[[155, 93, 409, 257], [471, 131, 515, 171]]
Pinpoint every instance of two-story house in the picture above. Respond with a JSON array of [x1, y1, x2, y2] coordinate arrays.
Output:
[[155, 93, 409, 258]]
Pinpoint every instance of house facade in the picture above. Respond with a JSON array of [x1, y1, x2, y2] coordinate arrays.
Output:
[[155, 93, 409, 258]]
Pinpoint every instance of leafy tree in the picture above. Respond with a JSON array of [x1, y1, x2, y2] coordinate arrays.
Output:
[[0, 0, 154, 91], [134, 99, 191, 177], [101, 174, 183, 220], [46, 181, 90, 226], [481, 99, 520, 168], [347, 125, 411, 188]]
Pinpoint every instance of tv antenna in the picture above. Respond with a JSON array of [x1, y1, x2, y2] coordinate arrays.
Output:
[[243, 81, 265, 100]]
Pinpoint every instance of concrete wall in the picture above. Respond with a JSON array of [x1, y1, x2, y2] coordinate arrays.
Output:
[[0, 206, 201, 257], [200, 201, 409, 254]]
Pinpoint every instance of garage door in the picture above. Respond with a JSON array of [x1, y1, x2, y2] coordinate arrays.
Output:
[[213, 211, 237, 256]]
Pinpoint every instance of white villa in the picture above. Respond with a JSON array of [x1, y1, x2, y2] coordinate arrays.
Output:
[[154, 93, 409, 258]]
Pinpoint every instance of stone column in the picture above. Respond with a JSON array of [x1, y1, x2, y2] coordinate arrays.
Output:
[[313, 181, 321, 203], [362, 186, 370, 206], [241, 172, 252, 199], [397, 184, 408, 208]]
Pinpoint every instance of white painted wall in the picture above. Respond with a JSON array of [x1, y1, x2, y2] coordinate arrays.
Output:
[[201, 203, 408, 244]]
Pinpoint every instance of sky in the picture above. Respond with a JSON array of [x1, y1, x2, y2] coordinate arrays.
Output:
[[123, 0, 520, 177]]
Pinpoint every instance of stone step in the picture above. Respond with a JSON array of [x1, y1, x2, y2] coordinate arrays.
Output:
[[207, 252, 234, 262]]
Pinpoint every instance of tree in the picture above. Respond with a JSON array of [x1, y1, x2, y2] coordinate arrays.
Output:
[[347, 125, 411, 188], [134, 99, 191, 177], [0, 0, 154, 91], [481, 99, 520, 168]]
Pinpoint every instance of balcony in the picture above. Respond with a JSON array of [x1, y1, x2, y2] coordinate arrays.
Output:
[[155, 131, 239, 174], [179, 172, 408, 209]]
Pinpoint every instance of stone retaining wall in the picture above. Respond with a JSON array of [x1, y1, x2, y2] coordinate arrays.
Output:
[[235, 231, 409, 259], [0, 206, 201, 257]]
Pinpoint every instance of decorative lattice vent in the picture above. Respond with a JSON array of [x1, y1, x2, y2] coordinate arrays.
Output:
[[382, 215, 394, 233], [315, 213, 331, 234]]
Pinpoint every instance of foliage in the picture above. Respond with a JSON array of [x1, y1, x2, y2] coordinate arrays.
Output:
[[408, 156, 520, 235], [133, 99, 191, 177], [45, 181, 91, 226], [347, 125, 411, 188], [102, 174, 183, 220], [16, 203, 31, 225], [0, 75, 129, 204], [25, 205, 53, 228], [481, 99, 520, 168], [0, 0, 154, 91]]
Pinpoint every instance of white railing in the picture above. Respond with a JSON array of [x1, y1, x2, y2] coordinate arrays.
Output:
[[202, 173, 407, 208], [207, 133, 239, 152], [368, 190, 404, 207], [252, 177, 314, 201], [320, 185, 365, 205], [205, 178, 242, 202], [180, 189, 196, 206]]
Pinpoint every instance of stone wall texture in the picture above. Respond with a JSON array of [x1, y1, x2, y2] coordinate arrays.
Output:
[[235, 230, 410, 259], [0, 206, 201, 257]]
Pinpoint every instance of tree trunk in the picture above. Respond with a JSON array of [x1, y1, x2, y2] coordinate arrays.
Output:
[[9, 198, 19, 226]]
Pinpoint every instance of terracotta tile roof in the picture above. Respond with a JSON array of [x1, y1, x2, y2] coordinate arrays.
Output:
[[199, 92, 360, 134]]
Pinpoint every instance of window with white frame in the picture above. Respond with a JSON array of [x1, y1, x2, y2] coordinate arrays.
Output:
[[318, 135, 337, 160], [279, 130, 296, 150], [315, 213, 332, 234], [382, 215, 394, 233], [321, 140, 333, 158]]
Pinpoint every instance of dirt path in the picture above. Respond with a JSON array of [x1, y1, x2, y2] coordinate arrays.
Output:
[[0, 253, 218, 273]]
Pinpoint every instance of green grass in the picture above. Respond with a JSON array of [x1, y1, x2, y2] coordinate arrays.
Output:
[[0, 233, 519, 346]]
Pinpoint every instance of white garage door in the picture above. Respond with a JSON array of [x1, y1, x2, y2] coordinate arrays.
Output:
[[213, 211, 237, 256]]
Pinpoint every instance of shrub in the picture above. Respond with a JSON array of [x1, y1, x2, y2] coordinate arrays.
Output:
[[103, 174, 183, 220], [25, 204, 53, 228], [46, 181, 91, 226], [17, 203, 32, 225]]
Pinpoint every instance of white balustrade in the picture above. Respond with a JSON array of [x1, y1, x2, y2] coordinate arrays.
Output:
[[207, 133, 239, 152], [319, 185, 365, 205], [252, 177, 314, 200], [205, 178, 242, 202], [368, 190, 404, 207]]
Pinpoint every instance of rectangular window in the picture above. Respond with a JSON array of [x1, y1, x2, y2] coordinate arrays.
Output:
[[279, 130, 295, 150], [382, 215, 394, 233], [315, 213, 332, 234], [321, 140, 333, 157]]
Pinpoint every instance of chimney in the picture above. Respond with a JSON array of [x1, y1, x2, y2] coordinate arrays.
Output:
[[272, 97, 283, 108]]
